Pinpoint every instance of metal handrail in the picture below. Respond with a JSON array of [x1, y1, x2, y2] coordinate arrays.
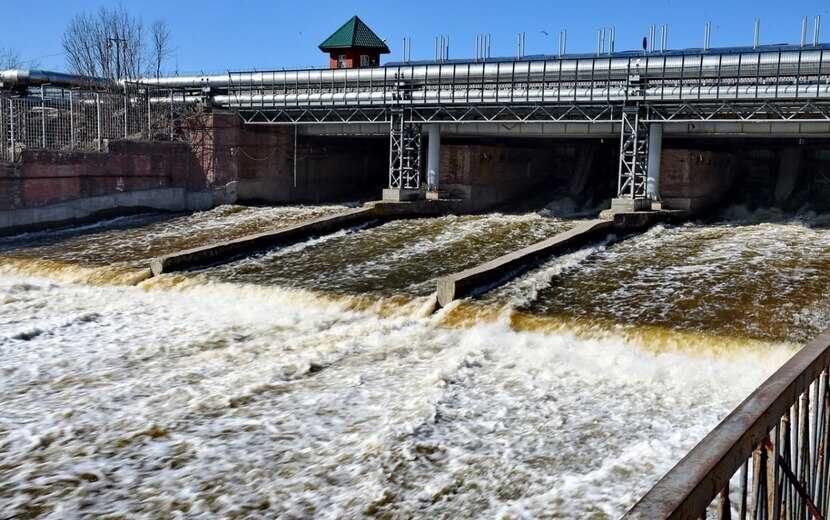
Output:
[[625, 327, 830, 519]]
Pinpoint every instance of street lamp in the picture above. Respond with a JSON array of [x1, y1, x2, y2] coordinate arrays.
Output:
[[106, 36, 128, 81]]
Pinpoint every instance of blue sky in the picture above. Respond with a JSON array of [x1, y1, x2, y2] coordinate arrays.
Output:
[[2, 0, 829, 74]]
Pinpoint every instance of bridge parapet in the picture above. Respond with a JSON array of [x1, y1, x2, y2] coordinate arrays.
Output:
[[625, 327, 830, 519]]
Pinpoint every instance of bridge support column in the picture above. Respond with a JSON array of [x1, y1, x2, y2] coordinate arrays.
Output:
[[646, 123, 663, 201], [426, 124, 440, 191], [611, 106, 652, 212], [384, 107, 424, 201]]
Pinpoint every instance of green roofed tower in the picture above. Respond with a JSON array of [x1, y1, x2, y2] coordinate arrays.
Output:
[[319, 16, 390, 69]]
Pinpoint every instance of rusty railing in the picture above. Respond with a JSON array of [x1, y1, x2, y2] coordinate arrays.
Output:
[[625, 327, 830, 519]]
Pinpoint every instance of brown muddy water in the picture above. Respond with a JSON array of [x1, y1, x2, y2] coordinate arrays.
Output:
[[1, 203, 828, 518]]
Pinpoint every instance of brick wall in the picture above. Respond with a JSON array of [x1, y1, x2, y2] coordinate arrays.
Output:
[[1, 140, 193, 211]]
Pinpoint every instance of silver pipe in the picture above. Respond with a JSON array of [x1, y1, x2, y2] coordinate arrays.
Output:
[[661, 24, 668, 53], [704, 22, 711, 51], [802, 16, 809, 47], [650, 25, 656, 53], [0, 69, 109, 89], [754, 19, 761, 49], [81, 48, 830, 91], [609, 27, 616, 55], [207, 82, 830, 108], [562, 30, 566, 56], [815, 16, 822, 47]]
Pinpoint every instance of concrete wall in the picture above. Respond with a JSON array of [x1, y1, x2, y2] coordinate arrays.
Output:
[[660, 149, 739, 214], [440, 143, 567, 211]]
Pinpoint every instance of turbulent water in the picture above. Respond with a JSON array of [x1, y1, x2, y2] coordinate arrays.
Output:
[[1, 203, 828, 518]]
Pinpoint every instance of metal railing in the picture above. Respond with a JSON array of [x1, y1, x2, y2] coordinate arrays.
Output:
[[0, 83, 186, 163], [625, 327, 830, 520]]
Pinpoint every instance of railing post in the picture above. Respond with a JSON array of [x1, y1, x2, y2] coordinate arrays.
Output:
[[9, 99, 15, 162], [96, 93, 102, 151], [169, 90, 174, 141], [146, 87, 152, 140], [69, 89, 75, 150], [40, 85, 46, 149], [123, 82, 128, 139]]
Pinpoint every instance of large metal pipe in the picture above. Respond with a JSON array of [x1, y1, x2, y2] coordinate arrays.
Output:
[[209, 83, 830, 108], [0, 69, 109, 89], [5, 47, 829, 98], [131, 48, 830, 91]]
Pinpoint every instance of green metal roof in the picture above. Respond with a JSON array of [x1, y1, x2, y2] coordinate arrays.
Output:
[[319, 16, 390, 53]]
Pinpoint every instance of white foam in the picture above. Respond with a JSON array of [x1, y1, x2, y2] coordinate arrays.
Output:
[[0, 273, 786, 518]]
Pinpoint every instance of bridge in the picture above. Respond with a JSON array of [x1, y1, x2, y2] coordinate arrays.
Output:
[[145, 42, 830, 204], [5, 40, 830, 208]]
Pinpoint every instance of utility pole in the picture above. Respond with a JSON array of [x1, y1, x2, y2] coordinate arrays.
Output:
[[106, 36, 128, 81]]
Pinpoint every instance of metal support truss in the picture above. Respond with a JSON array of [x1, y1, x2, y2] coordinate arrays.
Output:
[[618, 105, 649, 199], [389, 108, 422, 189]]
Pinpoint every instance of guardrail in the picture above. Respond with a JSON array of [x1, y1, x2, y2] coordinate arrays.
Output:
[[625, 327, 830, 520]]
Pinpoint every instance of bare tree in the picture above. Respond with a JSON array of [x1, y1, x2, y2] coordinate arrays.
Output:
[[62, 6, 172, 81], [151, 19, 173, 78], [0, 46, 21, 69]]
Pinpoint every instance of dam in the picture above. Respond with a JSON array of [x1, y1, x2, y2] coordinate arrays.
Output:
[[2, 15, 830, 519]]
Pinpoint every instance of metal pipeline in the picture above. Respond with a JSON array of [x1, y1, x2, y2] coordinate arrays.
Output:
[[209, 83, 830, 108], [3, 48, 829, 93], [136, 49, 829, 90], [0, 69, 109, 89]]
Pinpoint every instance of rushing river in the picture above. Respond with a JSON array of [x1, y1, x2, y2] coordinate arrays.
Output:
[[1, 203, 828, 518]]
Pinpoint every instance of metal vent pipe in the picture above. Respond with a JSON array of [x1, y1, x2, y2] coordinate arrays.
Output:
[[649, 25, 656, 53], [754, 19, 761, 49], [704, 22, 711, 51], [816, 16, 822, 46]]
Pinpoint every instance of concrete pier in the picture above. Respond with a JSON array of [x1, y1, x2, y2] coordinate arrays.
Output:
[[436, 209, 685, 307], [150, 206, 376, 275], [149, 198, 465, 275]]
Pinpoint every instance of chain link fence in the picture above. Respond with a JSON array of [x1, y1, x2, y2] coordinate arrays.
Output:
[[0, 83, 189, 163]]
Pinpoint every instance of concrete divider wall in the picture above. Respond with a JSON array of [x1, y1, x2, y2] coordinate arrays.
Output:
[[150, 206, 377, 275], [436, 219, 615, 307]]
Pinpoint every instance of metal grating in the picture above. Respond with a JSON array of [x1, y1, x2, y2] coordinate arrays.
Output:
[[617, 106, 649, 199], [0, 83, 186, 163]]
